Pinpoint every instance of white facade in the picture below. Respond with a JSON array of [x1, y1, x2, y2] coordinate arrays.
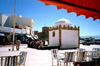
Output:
[[0, 14, 34, 36], [61, 30, 78, 48], [6, 15, 34, 28], [49, 30, 59, 46], [0, 14, 8, 26], [49, 18, 79, 49]]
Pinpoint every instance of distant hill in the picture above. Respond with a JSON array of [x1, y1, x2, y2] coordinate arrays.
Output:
[[80, 35, 100, 39]]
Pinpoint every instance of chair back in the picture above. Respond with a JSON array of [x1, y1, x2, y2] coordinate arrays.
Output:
[[77, 48, 85, 52], [51, 49, 58, 59], [64, 52, 75, 62], [93, 48, 100, 51], [0, 55, 21, 66], [17, 51, 27, 66], [92, 48, 100, 58], [76, 51, 86, 62]]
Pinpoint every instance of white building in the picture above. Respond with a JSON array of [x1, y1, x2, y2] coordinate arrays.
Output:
[[0, 14, 34, 43], [0, 14, 8, 26], [0, 14, 34, 35], [48, 18, 79, 49]]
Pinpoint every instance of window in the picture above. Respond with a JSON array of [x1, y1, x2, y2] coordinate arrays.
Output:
[[53, 31, 55, 37]]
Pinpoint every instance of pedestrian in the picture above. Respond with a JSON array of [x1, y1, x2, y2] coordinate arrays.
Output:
[[16, 40, 21, 51]]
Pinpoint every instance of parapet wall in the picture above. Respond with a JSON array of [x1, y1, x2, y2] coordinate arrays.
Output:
[[49, 24, 79, 31]]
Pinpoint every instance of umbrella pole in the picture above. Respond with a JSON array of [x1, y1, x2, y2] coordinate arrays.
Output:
[[12, 0, 16, 51]]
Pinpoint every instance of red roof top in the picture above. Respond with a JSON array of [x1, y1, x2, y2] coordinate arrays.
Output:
[[39, 0, 100, 20]]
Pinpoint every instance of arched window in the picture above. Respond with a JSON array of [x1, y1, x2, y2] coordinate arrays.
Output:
[[53, 31, 55, 37]]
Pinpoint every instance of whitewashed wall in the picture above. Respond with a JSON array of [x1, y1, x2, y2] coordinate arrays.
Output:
[[0, 14, 8, 26], [6, 15, 34, 28], [2, 14, 8, 26], [5, 15, 34, 35], [49, 30, 59, 46], [61, 29, 78, 48]]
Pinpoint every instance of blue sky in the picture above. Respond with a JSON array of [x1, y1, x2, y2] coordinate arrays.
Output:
[[0, 0, 100, 36]]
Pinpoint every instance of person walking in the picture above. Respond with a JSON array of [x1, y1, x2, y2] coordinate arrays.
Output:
[[16, 40, 21, 51]]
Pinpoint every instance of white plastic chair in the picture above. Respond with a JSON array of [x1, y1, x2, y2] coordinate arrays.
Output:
[[92, 48, 100, 58], [59, 52, 76, 66], [73, 51, 94, 66], [76, 51, 87, 62], [0, 55, 21, 66], [17, 51, 27, 66], [51, 49, 64, 66], [77, 48, 92, 61]]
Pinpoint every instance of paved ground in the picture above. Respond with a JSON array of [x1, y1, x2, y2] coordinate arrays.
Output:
[[0, 44, 100, 66], [0, 44, 54, 66]]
